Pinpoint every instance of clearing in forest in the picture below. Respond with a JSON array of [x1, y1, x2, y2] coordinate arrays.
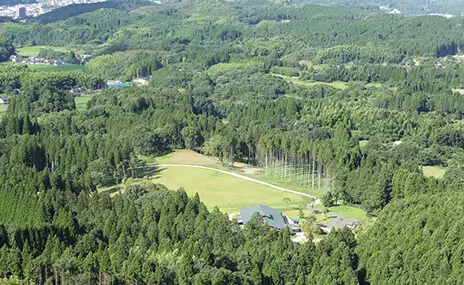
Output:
[[16, 46, 71, 57], [272, 73, 349, 90], [422, 166, 446, 179], [151, 166, 306, 213], [75, 97, 92, 111], [138, 150, 368, 222], [142, 149, 224, 167]]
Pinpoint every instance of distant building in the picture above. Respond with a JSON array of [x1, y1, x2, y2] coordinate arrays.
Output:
[[106, 81, 132, 88], [15, 7, 26, 19], [0, 97, 10, 104], [318, 216, 359, 233], [132, 77, 150, 85], [71, 87, 86, 94], [238, 204, 299, 231], [10, 55, 20, 62]]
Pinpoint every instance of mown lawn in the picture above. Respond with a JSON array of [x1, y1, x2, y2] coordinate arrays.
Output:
[[359, 140, 369, 148], [272, 73, 349, 90], [16, 46, 70, 57], [151, 166, 306, 214], [75, 97, 92, 111], [250, 171, 324, 198], [315, 204, 368, 222], [141, 149, 225, 168], [138, 150, 368, 221], [422, 166, 446, 179]]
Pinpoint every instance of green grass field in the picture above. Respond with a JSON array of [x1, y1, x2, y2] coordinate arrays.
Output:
[[128, 150, 369, 222], [422, 166, 446, 179], [207, 62, 260, 78], [272, 74, 349, 90], [152, 166, 306, 213], [0, 105, 7, 119], [16, 46, 70, 57], [359, 140, 369, 148], [27, 64, 83, 72], [75, 97, 92, 111], [315, 204, 368, 222], [141, 149, 225, 168], [250, 171, 325, 198], [365, 82, 383, 88]]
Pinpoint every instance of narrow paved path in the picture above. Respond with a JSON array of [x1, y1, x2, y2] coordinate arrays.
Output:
[[142, 164, 320, 204]]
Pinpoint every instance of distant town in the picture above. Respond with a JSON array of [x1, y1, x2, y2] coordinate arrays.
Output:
[[0, 0, 107, 18]]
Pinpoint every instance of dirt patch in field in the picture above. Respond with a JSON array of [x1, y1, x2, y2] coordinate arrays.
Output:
[[160, 150, 222, 167], [241, 167, 259, 175]]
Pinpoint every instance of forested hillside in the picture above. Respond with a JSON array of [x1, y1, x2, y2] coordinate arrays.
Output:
[[1, 0, 464, 284], [299, 0, 464, 15]]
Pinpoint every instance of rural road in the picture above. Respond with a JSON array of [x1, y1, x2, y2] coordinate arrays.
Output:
[[143, 163, 321, 204]]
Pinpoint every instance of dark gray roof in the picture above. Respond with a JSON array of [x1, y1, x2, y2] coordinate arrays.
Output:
[[319, 215, 359, 232], [240, 204, 288, 229]]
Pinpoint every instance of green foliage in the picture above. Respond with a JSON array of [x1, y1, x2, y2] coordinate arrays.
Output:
[[0, 1, 463, 283], [358, 192, 464, 284], [85, 50, 164, 81], [0, 36, 14, 62]]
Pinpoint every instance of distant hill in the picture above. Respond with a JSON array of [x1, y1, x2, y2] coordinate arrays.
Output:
[[297, 0, 464, 15], [0, 0, 36, 5], [31, 0, 153, 24]]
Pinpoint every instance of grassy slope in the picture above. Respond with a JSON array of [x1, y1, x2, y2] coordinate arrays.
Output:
[[75, 97, 92, 111], [142, 150, 369, 222], [152, 166, 306, 214], [16, 46, 70, 57], [272, 73, 349, 90], [315, 204, 368, 221], [422, 166, 446, 179], [249, 171, 324, 198], [151, 149, 225, 168]]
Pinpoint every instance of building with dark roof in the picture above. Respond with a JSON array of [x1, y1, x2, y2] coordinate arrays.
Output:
[[239, 204, 299, 231], [15, 7, 26, 19]]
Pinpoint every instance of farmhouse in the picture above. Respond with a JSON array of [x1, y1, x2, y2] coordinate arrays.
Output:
[[238, 204, 299, 232], [10, 55, 20, 62], [319, 215, 359, 233], [0, 97, 9, 104]]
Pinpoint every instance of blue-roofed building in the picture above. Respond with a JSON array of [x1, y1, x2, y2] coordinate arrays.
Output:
[[239, 204, 299, 231]]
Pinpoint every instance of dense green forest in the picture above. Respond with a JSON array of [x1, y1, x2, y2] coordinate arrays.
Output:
[[298, 0, 464, 15], [1, 0, 464, 284]]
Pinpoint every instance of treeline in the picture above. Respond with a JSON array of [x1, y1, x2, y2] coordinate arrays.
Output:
[[0, 36, 14, 62], [31, 0, 151, 24], [0, 183, 361, 284], [2, 1, 464, 63], [37, 48, 81, 65], [357, 190, 464, 284], [85, 50, 165, 81]]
